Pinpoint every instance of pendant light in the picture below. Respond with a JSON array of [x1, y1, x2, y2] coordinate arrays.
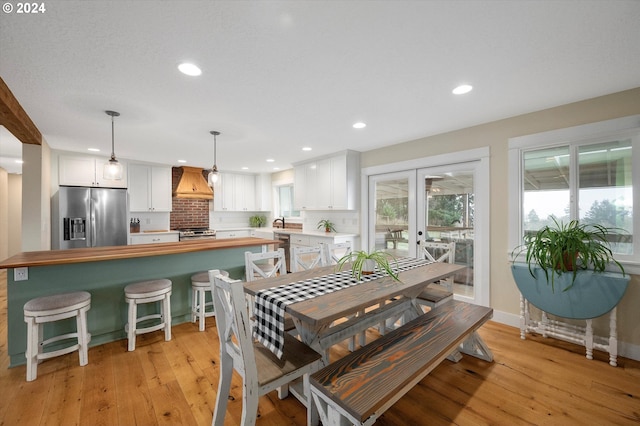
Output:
[[208, 130, 220, 187], [103, 110, 123, 180]]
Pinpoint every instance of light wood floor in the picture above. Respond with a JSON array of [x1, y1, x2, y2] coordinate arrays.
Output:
[[1, 269, 639, 425]]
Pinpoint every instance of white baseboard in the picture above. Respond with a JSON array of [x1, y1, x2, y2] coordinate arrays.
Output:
[[490, 309, 640, 362]]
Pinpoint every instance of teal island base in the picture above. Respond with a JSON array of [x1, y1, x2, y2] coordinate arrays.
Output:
[[5, 244, 266, 367]]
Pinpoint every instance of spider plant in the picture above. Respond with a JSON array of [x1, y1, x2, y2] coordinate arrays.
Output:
[[512, 217, 625, 291], [336, 250, 401, 282]]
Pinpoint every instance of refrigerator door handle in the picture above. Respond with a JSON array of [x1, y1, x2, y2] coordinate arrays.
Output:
[[90, 198, 97, 247]]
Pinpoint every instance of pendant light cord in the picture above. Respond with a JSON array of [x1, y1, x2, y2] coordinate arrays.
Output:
[[110, 114, 116, 160]]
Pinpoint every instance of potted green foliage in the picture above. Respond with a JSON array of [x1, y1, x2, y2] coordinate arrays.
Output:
[[249, 214, 266, 228], [317, 219, 337, 233], [512, 217, 625, 291], [336, 250, 401, 282]]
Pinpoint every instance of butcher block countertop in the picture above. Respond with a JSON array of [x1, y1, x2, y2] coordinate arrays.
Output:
[[0, 237, 280, 269]]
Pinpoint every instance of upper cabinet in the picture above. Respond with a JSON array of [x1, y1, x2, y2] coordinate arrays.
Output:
[[213, 173, 270, 212], [128, 163, 172, 212], [59, 155, 128, 188], [294, 150, 360, 210]]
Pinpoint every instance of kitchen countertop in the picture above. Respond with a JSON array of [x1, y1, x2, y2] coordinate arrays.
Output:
[[132, 230, 179, 234], [228, 227, 359, 238], [0, 237, 280, 269]]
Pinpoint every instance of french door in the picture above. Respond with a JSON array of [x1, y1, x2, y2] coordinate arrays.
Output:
[[368, 171, 417, 257], [366, 155, 489, 306]]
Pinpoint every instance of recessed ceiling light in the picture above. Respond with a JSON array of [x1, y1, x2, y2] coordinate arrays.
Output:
[[88, 148, 100, 152], [178, 63, 202, 76], [353, 122, 366, 129], [302, 147, 312, 151], [452, 84, 473, 95], [266, 158, 275, 163], [16, 160, 24, 164], [177, 159, 187, 163], [273, 167, 280, 171], [241, 166, 249, 170]]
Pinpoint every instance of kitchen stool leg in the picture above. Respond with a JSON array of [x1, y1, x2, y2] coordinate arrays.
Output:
[[198, 289, 206, 331], [127, 299, 136, 351], [163, 293, 172, 341], [191, 288, 197, 323], [77, 307, 89, 366], [25, 317, 38, 381]]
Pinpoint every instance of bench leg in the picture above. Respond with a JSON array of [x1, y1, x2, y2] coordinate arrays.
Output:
[[460, 331, 494, 362], [311, 390, 358, 426]]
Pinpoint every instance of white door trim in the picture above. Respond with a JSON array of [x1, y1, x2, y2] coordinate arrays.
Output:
[[361, 147, 490, 306]]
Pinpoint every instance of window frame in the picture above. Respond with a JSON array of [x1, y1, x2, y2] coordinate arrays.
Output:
[[508, 115, 640, 274], [272, 182, 300, 219]]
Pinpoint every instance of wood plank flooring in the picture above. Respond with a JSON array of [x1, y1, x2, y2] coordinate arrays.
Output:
[[1, 269, 638, 425]]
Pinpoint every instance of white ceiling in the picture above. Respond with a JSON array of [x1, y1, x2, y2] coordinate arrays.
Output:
[[1, 1, 639, 175]]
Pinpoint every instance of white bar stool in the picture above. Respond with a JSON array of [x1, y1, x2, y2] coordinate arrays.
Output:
[[191, 269, 229, 331], [23, 291, 91, 381], [124, 279, 172, 351]]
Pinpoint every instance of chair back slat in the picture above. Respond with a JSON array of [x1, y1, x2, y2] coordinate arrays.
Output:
[[244, 249, 287, 282], [324, 242, 352, 265], [209, 272, 257, 378], [418, 240, 455, 263], [291, 245, 326, 272]]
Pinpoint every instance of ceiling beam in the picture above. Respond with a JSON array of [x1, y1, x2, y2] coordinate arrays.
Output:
[[0, 76, 42, 145]]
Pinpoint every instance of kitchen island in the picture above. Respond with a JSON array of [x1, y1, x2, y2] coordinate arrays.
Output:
[[0, 237, 279, 367]]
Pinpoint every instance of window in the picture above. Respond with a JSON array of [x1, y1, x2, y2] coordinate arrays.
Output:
[[509, 115, 640, 271], [276, 185, 300, 218]]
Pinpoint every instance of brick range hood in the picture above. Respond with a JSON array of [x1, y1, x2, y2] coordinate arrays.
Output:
[[170, 167, 212, 230]]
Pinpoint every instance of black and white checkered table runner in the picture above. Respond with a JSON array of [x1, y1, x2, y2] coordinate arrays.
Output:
[[254, 257, 433, 358]]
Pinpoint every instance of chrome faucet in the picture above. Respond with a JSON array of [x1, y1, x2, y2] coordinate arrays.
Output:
[[273, 217, 285, 229]]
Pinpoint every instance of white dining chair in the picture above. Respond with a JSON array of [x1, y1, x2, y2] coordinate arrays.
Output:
[[418, 239, 456, 292], [322, 241, 368, 350], [244, 249, 287, 282], [244, 248, 297, 333], [209, 272, 323, 426], [290, 245, 326, 272], [323, 241, 352, 265]]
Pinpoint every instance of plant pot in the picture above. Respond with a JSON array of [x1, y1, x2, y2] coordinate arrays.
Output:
[[362, 259, 376, 275], [511, 263, 629, 319]]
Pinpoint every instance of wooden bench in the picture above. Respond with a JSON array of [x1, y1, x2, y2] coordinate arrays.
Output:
[[310, 300, 493, 426], [416, 285, 453, 309]]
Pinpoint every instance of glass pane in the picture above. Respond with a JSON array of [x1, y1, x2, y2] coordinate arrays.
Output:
[[578, 140, 633, 255], [424, 172, 474, 296], [374, 178, 409, 257], [523, 146, 570, 232], [278, 185, 300, 218]]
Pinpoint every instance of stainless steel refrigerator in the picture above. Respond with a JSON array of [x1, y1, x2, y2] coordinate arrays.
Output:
[[52, 186, 128, 249]]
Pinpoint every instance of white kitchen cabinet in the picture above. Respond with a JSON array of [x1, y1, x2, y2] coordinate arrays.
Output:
[[128, 164, 172, 212], [294, 162, 318, 210], [214, 173, 262, 211], [216, 229, 251, 239], [130, 232, 179, 245], [293, 150, 359, 210], [59, 155, 128, 188], [252, 229, 274, 240]]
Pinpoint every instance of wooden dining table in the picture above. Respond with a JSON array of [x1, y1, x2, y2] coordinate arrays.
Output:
[[244, 260, 466, 363]]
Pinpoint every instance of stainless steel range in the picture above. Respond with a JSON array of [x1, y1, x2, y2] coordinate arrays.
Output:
[[178, 228, 217, 241]]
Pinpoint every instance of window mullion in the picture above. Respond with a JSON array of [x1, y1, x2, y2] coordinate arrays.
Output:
[[569, 144, 579, 220]]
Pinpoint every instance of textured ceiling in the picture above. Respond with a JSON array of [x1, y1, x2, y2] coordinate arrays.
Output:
[[1, 0, 639, 175]]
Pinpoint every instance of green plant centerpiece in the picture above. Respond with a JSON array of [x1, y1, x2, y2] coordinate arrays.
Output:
[[512, 217, 625, 292], [249, 214, 266, 227], [317, 219, 337, 233], [336, 250, 401, 282]]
